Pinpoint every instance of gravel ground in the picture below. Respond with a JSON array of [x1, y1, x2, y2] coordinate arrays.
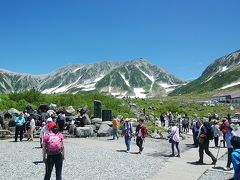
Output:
[[0, 133, 194, 180], [198, 152, 234, 180]]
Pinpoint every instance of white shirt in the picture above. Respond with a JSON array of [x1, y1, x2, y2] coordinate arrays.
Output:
[[30, 118, 35, 128], [170, 125, 180, 142]]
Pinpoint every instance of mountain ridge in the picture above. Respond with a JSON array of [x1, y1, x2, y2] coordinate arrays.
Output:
[[0, 59, 184, 98]]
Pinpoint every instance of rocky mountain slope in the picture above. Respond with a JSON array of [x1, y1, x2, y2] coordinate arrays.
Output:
[[170, 49, 240, 95], [0, 59, 184, 98]]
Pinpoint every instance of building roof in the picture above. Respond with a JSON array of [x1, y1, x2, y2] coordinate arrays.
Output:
[[212, 91, 240, 98]]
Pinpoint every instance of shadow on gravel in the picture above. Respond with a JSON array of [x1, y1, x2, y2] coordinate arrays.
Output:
[[116, 150, 127, 153], [145, 152, 171, 157], [185, 143, 198, 148], [32, 147, 41, 149], [212, 166, 226, 171], [130, 152, 139, 155], [187, 161, 211, 165], [33, 161, 44, 165]]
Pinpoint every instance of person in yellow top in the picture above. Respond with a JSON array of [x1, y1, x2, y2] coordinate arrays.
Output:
[[112, 116, 120, 140]]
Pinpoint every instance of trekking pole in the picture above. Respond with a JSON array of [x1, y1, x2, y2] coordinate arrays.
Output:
[[214, 140, 222, 168]]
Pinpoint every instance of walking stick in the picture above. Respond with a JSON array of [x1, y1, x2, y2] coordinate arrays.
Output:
[[214, 140, 222, 168]]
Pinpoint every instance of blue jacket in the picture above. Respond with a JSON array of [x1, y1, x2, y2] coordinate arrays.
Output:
[[231, 149, 240, 180], [15, 117, 25, 126]]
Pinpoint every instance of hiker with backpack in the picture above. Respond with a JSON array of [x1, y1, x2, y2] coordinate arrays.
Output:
[[135, 119, 148, 154], [121, 119, 133, 153], [42, 125, 65, 180], [196, 120, 217, 165], [168, 122, 180, 157], [57, 111, 66, 132]]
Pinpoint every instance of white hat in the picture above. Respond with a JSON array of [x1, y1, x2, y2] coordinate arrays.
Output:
[[47, 117, 53, 122]]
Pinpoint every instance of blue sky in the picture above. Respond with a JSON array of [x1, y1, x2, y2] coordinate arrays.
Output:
[[0, 0, 239, 80]]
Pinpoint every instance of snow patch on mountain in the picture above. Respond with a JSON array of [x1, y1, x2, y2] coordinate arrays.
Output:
[[132, 88, 146, 98], [221, 66, 228, 72], [220, 81, 240, 90], [120, 73, 130, 87]]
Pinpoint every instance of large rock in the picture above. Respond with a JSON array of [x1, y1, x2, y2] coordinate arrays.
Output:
[[101, 121, 112, 126], [150, 132, 161, 139], [66, 106, 76, 114], [85, 125, 96, 131], [97, 124, 112, 137], [49, 103, 57, 110], [75, 127, 93, 137], [8, 108, 20, 116], [91, 118, 102, 124]]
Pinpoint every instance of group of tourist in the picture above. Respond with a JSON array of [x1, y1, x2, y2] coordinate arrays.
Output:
[[111, 117, 148, 154], [8, 109, 240, 180]]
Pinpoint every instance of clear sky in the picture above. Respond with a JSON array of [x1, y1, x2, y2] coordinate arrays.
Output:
[[0, 0, 239, 80]]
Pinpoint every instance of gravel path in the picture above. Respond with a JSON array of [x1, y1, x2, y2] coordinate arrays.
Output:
[[198, 151, 234, 180], [0, 133, 194, 180]]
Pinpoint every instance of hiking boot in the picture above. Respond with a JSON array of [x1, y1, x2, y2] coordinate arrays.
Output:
[[175, 154, 180, 157], [169, 154, 175, 157]]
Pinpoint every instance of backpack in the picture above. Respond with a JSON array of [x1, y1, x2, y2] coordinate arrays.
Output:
[[46, 133, 63, 155], [204, 123, 214, 140]]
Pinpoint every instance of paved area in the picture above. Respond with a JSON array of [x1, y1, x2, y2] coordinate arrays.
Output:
[[148, 141, 228, 180]]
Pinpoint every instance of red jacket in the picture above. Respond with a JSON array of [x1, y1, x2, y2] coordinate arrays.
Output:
[[220, 121, 229, 134], [136, 124, 148, 139]]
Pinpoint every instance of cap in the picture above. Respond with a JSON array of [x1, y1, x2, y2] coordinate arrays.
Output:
[[47, 117, 53, 122], [47, 121, 56, 131]]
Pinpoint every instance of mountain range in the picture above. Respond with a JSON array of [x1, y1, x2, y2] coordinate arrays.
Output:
[[170, 49, 240, 95], [1, 49, 239, 97], [0, 59, 183, 98]]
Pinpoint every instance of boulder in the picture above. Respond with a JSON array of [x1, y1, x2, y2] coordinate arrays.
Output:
[[85, 125, 96, 131], [91, 118, 102, 124], [101, 121, 112, 126], [8, 108, 20, 116], [75, 127, 93, 137], [49, 103, 57, 110], [150, 132, 161, 139], [66, 106, 76, 114], [97, 124, 112, 137], [95, 123, 101, 129]]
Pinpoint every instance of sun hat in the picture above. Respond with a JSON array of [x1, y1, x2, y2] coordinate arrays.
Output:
[[47, 117, 53, 122]]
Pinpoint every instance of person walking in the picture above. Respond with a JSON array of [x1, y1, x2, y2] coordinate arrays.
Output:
[[112, 116, 119, 140], [27, 115, 36, 141], [121, 119, 133, 153], [192, 119, 200, 148], [168, 122, 180, 157], [225, 124, 238, 171], [231, 136, 240, 180], [42, 125, 65, 180], [135, 119, 148, 154], [220, 119, 229, 148], [196, 120, 217, 165], [15, 113, 26, 142], [211, 120, 222, 147]]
